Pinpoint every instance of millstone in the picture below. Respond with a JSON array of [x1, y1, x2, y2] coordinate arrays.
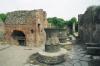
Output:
[[37, 48, 67, 64]]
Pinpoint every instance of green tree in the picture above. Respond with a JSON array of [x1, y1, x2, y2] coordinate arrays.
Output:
[[47, 17, 66, 28], [66, 17, 78, 34], [0, 13, 7, 22], [66, 17, 77, 25]]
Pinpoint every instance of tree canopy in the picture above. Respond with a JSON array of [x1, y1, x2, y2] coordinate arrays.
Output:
[[47, 17, 66, 28], [66, 17, 77, 26], [47, 17, 78, 28], [0, 13, 7, 22]]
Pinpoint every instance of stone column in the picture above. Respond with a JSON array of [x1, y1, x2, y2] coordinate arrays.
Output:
[[73, 22, 75, 33]]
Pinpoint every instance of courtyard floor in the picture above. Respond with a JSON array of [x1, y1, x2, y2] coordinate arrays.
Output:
[[0, 44, 100, 66], [0, 44, 40, 66]]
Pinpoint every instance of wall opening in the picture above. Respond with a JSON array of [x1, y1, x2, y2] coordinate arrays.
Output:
[[11, 30, 26, 46]]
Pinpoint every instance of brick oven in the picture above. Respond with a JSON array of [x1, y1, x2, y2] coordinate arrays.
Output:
[[4, 9, 48, 47]]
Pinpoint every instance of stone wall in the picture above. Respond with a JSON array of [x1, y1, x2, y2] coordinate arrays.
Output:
[[4, 9, 47, 47], [78, 6, 100, 44], [0, 19, 5, 40]]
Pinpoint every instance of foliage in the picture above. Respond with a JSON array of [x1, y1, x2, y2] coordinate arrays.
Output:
[[0, 13, 7, 22], [47, 17, 66, 28], [66, 17, 77, 26], [66, 17, 78, 33], [47, 17, 78, 29], [0, 18, 2, 22]]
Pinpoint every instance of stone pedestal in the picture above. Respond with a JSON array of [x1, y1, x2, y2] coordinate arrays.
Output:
[[37, 48, 67, 64], [58, 31, 72, 49], [45, 44, 60, 52], [36, 28, 67, 64]]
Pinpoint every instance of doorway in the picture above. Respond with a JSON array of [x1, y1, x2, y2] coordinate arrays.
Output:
[[11, 30, 26, 46]]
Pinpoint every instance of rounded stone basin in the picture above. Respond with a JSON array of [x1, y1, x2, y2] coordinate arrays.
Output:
[[37, 48, 67, 64]]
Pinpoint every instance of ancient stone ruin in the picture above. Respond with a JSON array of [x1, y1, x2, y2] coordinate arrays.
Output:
[[0, 19, 4, 40], [78, 6, 100, 55], [78, 6, 100, 44], [4, 9, 48, 47], [36, 28, 67, 64]]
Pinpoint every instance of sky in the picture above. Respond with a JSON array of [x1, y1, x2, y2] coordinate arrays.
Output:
[[0, 0, 100, 20]]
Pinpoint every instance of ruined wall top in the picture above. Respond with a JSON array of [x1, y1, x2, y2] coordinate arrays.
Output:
[[78, 6, 100, 43], [5, 9, 47, 25], [80, 6, 100, 25]]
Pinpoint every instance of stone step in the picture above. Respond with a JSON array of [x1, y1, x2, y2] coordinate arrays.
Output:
[[86, 47, 100, 56], [85, 43, 100, 47], [87, 47, 100, 50]]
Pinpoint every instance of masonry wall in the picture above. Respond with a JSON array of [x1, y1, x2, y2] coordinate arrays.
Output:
[[4, 9, 47, 47], [78, 6, 100, 44]]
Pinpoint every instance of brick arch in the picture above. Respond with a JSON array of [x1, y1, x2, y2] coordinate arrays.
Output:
[[11, 30, 26, 46]]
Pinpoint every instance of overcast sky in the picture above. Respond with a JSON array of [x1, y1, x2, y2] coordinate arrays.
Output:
[[0, 0, 100, 19]]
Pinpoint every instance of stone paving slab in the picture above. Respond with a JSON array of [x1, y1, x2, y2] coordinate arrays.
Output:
[[0, 44, 10, 51], [0, 44, 100, 66], [0, 45, 41, 66], [26, 44, 93, 66], [28, 44, 100, 66]]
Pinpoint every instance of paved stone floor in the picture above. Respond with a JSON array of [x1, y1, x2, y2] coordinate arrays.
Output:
[[0, 44, 100, 66], [0, 44, 40, 66], [52, 44, 100, 66], [54, 44, 100, 66], [27, 44, 100, 66]]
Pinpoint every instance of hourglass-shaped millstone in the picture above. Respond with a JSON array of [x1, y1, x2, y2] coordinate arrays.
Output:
[[45, 32, 60, 52], [58, 31, 67, 43], [36, 28, 67, 64]]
